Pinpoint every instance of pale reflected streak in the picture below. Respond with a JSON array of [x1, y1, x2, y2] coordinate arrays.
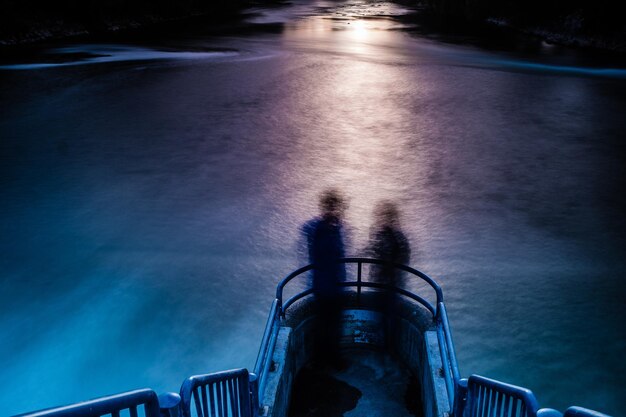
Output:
[[283, 13, 401, 58], [280, 10, 429, 248]]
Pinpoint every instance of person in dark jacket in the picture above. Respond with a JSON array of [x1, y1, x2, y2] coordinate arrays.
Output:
[[367, 201, 410, 314], [302, 190, 347, 294], [301, 189, 347, 366]]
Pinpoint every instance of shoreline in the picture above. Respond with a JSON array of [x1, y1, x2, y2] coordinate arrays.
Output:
[[1, 0, 625, 57], [0, 0, 290, 49], [484, 18, 626, 55]]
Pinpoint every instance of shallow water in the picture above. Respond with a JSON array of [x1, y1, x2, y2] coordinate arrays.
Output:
[[1, 0, 625, 415]]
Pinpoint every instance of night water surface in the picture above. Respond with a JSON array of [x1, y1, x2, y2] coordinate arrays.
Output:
[[1, 0, 625, 415]]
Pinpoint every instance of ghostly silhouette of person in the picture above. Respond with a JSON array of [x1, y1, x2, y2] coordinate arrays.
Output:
[[301, 189, 347, 365], [367, 201, 410, 313], [303, 190, 347, 294]]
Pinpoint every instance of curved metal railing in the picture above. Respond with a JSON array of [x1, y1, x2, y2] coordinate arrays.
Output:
[[255, 257, 459, 410], [456, 376, 615, 417], [275, 257, 443, 317], [180, 368, 254, 417], [15, 389, 161, 417], [463, 375, 540, 417], [564, 407, 613, 417]]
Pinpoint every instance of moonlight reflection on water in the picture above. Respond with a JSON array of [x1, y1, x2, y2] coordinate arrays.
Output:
[[0, 0, 625, 415]]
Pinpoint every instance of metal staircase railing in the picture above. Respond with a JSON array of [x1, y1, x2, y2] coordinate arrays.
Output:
[[457, 375, 613, 417], [564, 407, 613, 417], [269, 257, 456, 407], [14, 389, 160, 417], [462, 375, 540, 417], [180, 368, 256, 417]]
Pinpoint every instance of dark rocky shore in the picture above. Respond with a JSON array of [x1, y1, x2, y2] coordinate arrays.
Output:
[[0, 0, 283, 46], [421, 0, 626, 53], [1, 0, 625, 54]]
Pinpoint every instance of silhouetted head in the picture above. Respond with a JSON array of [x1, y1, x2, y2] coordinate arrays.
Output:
[[374, 200, 400, 228], [319, 189, 346, 222]]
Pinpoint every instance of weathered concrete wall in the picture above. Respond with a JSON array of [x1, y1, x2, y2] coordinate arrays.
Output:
[[260, 305, 450, 417], [421, 331, 451, 417], [391, 318, 451, 417], [260, 326, 293, 417]]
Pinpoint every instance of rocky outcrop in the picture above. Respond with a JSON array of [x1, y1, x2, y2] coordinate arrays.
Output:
[[422, 0, 626, 52], [0, 0, 246, 45]]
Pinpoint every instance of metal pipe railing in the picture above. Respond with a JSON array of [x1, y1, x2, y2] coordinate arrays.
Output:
[[253, 298, 280, 399], [15, 389, 161, 417], [280, 282, 436, 316], [180, 369, 251, 417], [357, 262, 362, 305], [437, 301, 461, 411], [438, 302, 461, 383], [270, 257, 454, 410], [275, 258, 443, 315], [465, 375, 540, 417], [253, 299, 279, 377], [564, 407, 612, 417], [275, 264, 314, 301]]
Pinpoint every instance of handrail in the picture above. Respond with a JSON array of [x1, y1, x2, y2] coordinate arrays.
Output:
[[253, 299, 280, 398], [275, 257, 443, 316], [437, 302, 461, 411], [438, 302, 461, 383], [15, 389, 160, 417], [281, 288, 315, 313], [252, 258, 435, 414], [281, 282, 436, 316], [275, 264, 315, 300], [180, 368, 252, 417], [268, 258, 455, 410], [464, 375, 540, 417], [564, 407, 612, 417], [253, 299, 279, 377]]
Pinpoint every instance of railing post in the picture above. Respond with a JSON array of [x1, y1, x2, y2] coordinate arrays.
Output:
[[357, 261, 362, 306], [278, 298, 284, 319], [158, 392, 181, 417], [249, 373, 260, 417], [453, 378, 468, 417]]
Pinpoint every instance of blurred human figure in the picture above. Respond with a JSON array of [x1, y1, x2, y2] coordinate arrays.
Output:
[[367, 201, 410, 313], [302, 189, 347, 293], [301, 189, 347, 366]]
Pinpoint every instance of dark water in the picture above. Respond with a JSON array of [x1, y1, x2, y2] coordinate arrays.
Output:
[[1, 0, 625, 415]]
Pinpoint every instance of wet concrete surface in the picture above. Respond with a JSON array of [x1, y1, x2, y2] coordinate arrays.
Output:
[[289, 349, 421, 417]]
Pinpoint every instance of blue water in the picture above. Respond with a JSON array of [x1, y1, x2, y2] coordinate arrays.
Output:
[[1, 0, 625, 415]]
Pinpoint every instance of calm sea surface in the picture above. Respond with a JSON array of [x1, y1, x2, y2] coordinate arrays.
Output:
[[1, 0, 625, 415]]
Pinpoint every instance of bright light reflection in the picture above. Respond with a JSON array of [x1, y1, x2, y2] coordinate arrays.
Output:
[[348, 19, 369, 41], [278, 1, 428, 245], [284, 16, 398, 58]]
